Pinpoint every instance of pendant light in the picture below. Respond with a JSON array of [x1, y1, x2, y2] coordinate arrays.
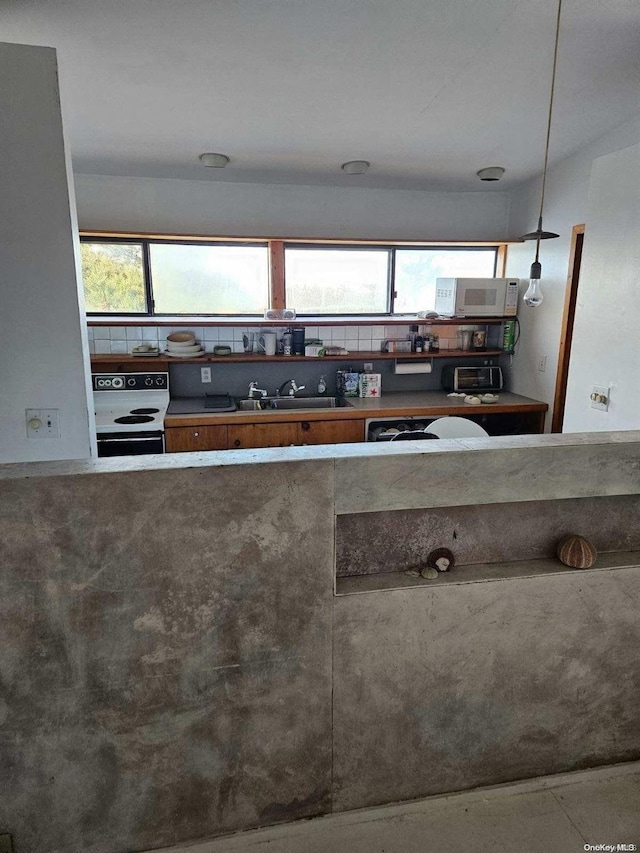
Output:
[[520, 0, 563, 307]]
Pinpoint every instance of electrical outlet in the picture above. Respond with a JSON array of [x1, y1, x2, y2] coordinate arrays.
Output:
[[26, 408, 60, 438], [363, 362, 373, 372], [590, 385, 610, 411], [0, 833, 14, 853], [200, 367, 211, 383], [537, 356, 547, 372]]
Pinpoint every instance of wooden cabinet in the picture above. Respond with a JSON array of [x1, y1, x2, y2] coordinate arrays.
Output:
[[165, 425, 228, 452], [298, 419, 364, 445], [167, 418, 366, 452], [228, 422, 299, 449]]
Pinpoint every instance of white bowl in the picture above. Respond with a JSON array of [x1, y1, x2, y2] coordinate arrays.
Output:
[[167, 342, 202, 352], [164, 348, 205, 359]]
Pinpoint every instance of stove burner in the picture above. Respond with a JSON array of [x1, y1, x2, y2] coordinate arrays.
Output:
[[130, 407, 160, 415], [114, 415, 155, 425]]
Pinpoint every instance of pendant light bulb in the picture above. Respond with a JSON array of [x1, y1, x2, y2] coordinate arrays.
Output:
[[523, 260, 544, 308], [519, 0, 563, 306]]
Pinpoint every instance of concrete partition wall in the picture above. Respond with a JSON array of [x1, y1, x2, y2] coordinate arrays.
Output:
[[0, 434, 639, 853], [0, 453, 335, 853]]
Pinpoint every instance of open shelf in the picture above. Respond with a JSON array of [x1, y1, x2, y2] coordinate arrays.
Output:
[[335, 551, 640, 596], [90, 349, 506, 367]]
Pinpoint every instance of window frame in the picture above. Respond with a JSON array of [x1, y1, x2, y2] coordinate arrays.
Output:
[[283, 242, 499, 317], [80, 232, 506, 318], [81, 234, 271, 318], [283, 242, 394, 316]]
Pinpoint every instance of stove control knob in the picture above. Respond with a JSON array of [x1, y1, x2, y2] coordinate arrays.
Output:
[[155, 377, 164, 386], [112, 377, 124, 389], [127, 378, 136, 387], [144, 377, 153, 386]]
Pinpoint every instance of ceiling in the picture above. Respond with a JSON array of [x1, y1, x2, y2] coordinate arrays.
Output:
[[2, 0, 640, 192]]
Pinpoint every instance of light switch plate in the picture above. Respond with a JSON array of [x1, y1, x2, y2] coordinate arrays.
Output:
[[590, 385, 610, 411], [26, 408, 60, 438]]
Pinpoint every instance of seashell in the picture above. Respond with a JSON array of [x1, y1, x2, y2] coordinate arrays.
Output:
[[420, 567, 439, 580], [427, 548, 455, 572], [556, 535, 597, 569], [404, 568, 421, 578]]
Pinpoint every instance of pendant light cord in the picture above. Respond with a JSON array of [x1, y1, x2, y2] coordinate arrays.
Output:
[[538, 0, 563, 227]]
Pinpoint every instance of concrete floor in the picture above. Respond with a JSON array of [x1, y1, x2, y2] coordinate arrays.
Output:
[[152, 762, 640, 853]]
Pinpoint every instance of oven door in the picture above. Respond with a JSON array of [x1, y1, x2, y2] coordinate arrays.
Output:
[[96, 430, 165, 457]]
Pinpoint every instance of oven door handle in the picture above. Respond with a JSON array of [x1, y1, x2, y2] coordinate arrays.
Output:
[[97, 435, 163, 443]]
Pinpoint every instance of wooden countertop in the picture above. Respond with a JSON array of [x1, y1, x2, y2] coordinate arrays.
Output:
[[164, 391, 547, 428]]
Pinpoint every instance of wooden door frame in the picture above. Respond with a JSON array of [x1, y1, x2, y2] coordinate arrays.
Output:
[[551, 224, 585, 432]]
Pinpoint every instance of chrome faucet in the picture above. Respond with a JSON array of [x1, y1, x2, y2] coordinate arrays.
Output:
[[248, 381, 268, 399], [277, 379, 306, 397]]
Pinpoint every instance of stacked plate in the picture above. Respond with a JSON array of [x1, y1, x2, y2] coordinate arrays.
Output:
[[164, 332, 205, 358]]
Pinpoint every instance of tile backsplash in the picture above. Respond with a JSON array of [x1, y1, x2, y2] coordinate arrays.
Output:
[[86, 324, 412, 355]]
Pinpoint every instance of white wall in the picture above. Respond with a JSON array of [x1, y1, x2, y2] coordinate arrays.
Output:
[[74, 173, 510, 241], [504, 114, 640, 428], [0, 42, 94, 463], [562, 143, 640, 431]]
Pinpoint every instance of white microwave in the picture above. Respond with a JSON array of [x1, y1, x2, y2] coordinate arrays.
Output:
[[434, 277, 519, 317]]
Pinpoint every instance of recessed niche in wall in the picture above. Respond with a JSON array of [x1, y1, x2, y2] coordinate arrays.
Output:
[[335, 494, 640, 595]]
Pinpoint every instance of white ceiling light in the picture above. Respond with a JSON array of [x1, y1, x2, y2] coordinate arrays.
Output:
[[476, 166, 505, 182], [199, 152, 230, 168], [341, 160, 370, 175]]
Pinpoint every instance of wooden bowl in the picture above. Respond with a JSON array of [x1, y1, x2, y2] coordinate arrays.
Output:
[[167, 332, 196, 344]]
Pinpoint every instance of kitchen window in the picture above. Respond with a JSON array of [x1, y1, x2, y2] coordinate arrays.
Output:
[[283, 244, 498, 315], [393, 247, 497, 314], [81, 237, 269, 316], [81, 234, 500, 317], [149, 243, 269, 314], [80, 241, 147, 313], [284, 247, 390, 314]]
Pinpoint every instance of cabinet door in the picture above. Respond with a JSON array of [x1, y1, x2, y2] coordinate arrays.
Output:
[[228, 423, 299, 449], [297, 419, 364, 445], [165, 425, 228, 452]]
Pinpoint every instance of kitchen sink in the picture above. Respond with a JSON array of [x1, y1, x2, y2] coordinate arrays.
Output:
[[236, 396, 352, 411]]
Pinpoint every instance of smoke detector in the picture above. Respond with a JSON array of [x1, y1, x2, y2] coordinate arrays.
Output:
[[476, 166, 505, 182]]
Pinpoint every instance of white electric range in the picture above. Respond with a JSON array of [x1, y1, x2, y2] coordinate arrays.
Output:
[[92, 372, 169, 456]]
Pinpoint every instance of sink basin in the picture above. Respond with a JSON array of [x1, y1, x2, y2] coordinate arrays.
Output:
[[236, 399, 265, 411], [236, 396, 352, 411]]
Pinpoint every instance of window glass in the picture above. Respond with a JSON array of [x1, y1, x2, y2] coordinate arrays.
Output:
[[394, 249, 497, 313], [285, 248, 389, 314], [81, 242, 146, 313], [149, 243, 269, 314]]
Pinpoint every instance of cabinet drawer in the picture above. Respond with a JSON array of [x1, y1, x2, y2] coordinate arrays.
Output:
[[228, 423, 299, 449], [165, 425, 228, 452], [298, 420, 364, 445]]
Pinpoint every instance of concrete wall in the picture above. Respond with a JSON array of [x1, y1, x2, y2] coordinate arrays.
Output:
[[74, 173, 510, 241], [1, 434, 639, 853], [504, 113, 640, 428], [0, 42, 95, 463]]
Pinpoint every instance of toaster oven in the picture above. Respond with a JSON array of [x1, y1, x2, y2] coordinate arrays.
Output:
[[441, 366, 504, 393]]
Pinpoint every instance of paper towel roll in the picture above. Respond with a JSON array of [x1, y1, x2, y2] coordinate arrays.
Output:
[[393, 359, 432, 374]]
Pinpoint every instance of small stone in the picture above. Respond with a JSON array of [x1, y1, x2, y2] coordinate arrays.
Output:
[[404, 569, 421, 578], [420, 567, 439, 580]]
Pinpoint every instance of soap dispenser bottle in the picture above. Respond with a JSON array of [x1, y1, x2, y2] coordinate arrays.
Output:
[[317, 374, 327, 395]]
